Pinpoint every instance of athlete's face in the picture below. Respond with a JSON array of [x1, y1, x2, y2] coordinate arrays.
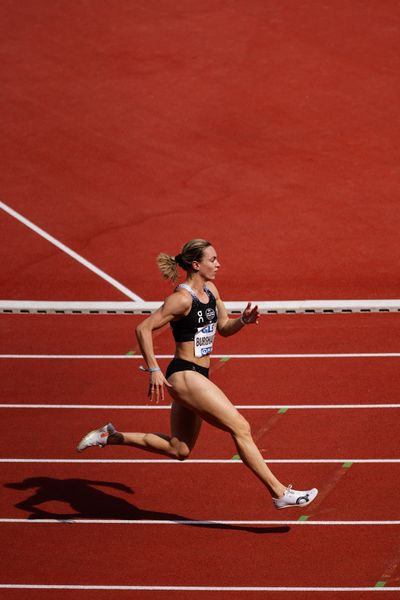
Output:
[[195, 246, 220, 280]]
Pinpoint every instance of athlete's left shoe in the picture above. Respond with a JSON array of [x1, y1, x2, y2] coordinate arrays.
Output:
[[76, 423, 116, 453], [273, 485, 318, 509]]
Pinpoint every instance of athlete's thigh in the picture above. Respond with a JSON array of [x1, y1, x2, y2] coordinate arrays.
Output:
[[170, 400, 202, 450], [168, 370, 243, 433]]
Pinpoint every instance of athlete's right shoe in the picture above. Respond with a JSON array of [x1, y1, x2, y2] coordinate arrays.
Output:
[[76, 423, 116, 452], [273, 485, 318, 509]]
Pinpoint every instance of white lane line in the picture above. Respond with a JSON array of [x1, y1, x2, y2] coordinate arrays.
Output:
[[1, 458, 399, 464], [0, 200, 143, 302], [1, 403, 399, 410], [2, 353, 400, 359], [0, 519, 399, 525], [0, 585, 399, 591]]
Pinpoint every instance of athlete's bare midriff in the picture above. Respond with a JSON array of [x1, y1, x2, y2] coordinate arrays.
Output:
[[174, 341, 212, 368]]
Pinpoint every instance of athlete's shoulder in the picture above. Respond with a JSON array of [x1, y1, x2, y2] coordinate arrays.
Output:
[[162, 288, 192, 317]]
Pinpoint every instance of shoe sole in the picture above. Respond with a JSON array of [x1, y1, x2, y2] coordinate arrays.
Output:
[[76, 423, 115, 453], [76, 429, 104, 453]]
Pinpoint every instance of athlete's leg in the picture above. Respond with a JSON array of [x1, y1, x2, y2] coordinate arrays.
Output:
[[167, 401, 202, 459], [168, 370, 286, 498], [106, 399, 201, 461]]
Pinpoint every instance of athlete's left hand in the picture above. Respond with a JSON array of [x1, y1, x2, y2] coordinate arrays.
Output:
[[242, 302, 260, 325]]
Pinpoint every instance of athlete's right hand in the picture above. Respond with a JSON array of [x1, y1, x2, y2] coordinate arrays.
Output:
[[148, 370, 172, 403]]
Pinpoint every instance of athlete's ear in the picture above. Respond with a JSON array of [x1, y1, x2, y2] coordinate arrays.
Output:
[[192, 260, 200, 272]]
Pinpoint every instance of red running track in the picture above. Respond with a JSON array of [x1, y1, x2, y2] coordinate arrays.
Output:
[[2, 316, 400, 594], [1, 1, 400, 302], [2, 0, 400, 596], [1, 462, 400, 522]]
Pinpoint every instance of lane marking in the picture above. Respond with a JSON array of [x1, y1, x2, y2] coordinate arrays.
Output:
[[1, 403, 400, 410], [376, 543, 400, 587], [2, 353, 400, 359], [0, 200, 143, 302], [0, 458, 399, 464], [0, 519, 399, 525], [300, 463, 351, 517], [0, 584, 400, 591]]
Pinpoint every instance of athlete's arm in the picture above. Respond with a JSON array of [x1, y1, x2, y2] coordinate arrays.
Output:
[[135, 291, 191, 402], [207, 283, 259, 338]]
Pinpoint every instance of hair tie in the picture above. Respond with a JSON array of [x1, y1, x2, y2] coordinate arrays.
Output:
[[175, 254, 184, 267]]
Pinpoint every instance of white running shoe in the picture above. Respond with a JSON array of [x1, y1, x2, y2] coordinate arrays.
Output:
[[76, 423, 116, 452], [273, 485, 318, 510]]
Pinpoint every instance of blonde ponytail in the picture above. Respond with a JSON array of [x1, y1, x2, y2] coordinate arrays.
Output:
[[156, 253, 179, 282]]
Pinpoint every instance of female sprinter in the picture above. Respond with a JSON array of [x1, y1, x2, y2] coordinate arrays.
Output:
[[77, 239, 318, 510]]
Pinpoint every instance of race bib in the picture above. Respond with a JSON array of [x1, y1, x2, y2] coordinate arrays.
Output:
[[194, 322, 217, 357]]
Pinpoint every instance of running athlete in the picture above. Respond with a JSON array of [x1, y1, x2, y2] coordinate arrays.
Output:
[[77, 239, 318, 510]]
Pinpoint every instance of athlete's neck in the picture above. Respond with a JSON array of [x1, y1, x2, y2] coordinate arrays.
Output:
[[185, 274, 208, 296]]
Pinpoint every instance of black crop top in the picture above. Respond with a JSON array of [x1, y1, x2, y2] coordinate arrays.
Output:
[[170, 284, 218, 345]]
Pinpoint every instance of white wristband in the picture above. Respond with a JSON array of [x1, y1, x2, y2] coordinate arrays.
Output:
[[139, 366, 161, 373]]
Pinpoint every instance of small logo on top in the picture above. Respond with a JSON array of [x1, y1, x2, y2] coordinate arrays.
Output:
[[205, 308, 216, 321]]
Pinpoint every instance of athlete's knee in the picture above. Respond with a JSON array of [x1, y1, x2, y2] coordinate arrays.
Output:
[[170, 437, 191, 461], [231, 415, 252, 440]]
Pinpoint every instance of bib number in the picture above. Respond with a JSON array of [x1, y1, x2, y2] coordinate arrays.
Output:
[[194, 323, 217, 357]]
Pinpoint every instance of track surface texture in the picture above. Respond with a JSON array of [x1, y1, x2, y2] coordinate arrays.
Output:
[[1, 1, 400, 599]]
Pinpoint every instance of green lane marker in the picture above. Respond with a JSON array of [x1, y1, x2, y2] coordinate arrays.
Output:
[[375, 582, 386, 588], [342, 462, 353, 468], [126, 350, 136, 355], [298, 515, 310, 522], [220, 357, 231, 362], [231, 455, 240, 461], [278, 407, 289, 414]]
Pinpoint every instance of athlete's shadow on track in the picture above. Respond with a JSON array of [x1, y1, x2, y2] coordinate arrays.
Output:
[[5, 477, 290, 535]]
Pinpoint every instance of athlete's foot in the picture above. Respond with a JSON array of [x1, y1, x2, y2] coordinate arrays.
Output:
[[273, 485, 318, 510], [76, 423, 116, 452]]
